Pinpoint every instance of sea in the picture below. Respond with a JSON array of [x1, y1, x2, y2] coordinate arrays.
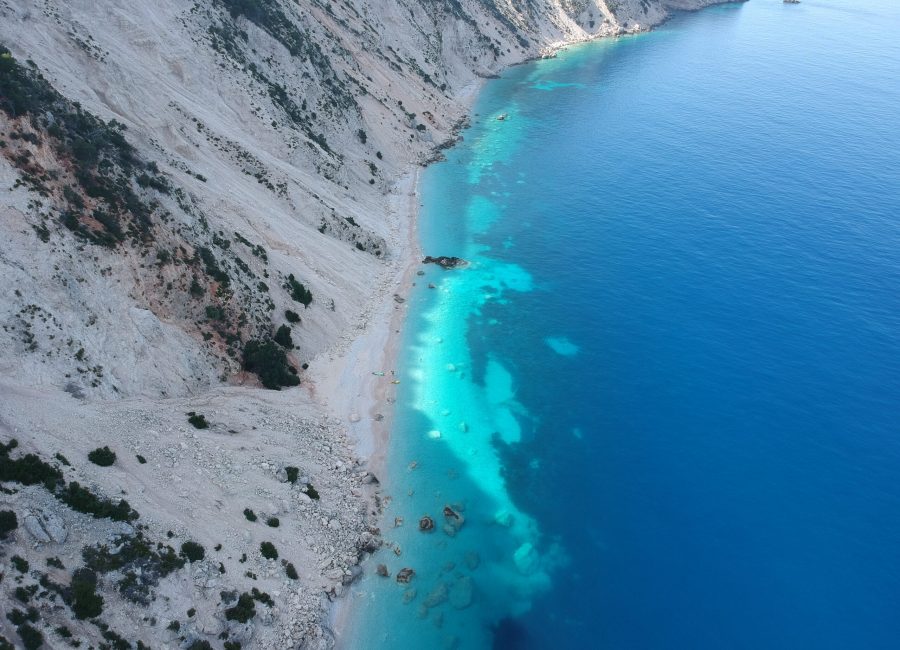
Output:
[[344, 1, 900, 648]]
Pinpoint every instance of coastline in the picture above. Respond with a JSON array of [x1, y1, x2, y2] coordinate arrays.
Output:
[[310, 2, 740, 644]]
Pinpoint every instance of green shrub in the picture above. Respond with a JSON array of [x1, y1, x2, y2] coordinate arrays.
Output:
[[224, 592, 255, 623], [273, 324, 293, 349], [0, 440, 63, 487], [305, 483, 320, 500], [58, 482, 138, 521], [88, 446, 116, 467], [11, 555, 28, 573], [243, 508, 257, 522], [242, 339, 299, 390], [136, 454, 147, 464], [0, 509, 17, 538], [14, 586, 35, 603], [181, 541, 205, 562], [70, 568, 104, 619], [17, 624, 43, 650], [187, 641, 212, 650], [205, 305, 225, 321], [284, 274, 312, 307], [284, 309, 300, 323], [260, 541, 278, 560], [47, 556, 65, 569], [187, 412, 209, 429], [284, 562, 298, 580], [265, 517, 279, 528], [284, 466, 299, 484], [250, 588, 273, 606]]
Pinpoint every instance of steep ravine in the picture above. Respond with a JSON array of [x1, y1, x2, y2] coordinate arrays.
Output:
[[0, 0, 730, 648]]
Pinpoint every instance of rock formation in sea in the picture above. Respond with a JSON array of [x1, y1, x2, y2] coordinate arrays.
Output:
[[0, 0, 731, 647]]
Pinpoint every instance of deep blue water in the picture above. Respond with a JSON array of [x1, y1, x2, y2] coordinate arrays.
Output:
[[345, 1, 900, 648]]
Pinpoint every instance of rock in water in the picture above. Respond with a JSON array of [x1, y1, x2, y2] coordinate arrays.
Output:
[[376, 564, 389, 577], [449, 576, 474, 609], [513, 542, 540, 575], [419, 515, 435, 532], [423, 582, 449, 608], [423, 256, 469, 269], [396, 567, 415, 583]]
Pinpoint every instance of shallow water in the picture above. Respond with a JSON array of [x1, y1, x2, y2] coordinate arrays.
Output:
[[345, 1, 900, 648]]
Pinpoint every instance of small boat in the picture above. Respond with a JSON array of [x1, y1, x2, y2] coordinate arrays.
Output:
[[497, 113, 508, 121]]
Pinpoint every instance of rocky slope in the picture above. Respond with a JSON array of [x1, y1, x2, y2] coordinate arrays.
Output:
[[0, 0, 731, 648]]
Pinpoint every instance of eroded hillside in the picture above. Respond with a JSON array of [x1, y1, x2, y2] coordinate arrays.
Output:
[[0, 0, 729, 648]]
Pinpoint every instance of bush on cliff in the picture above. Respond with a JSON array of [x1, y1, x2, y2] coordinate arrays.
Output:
[[88, 446, 116, 467], [242, 339, 299, 390]]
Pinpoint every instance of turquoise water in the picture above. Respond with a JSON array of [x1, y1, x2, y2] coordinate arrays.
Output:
[[345, 1, 900, 648]]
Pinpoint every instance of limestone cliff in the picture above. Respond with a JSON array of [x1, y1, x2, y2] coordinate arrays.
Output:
[[0, 0, 726, 399], [0, 1, 730, 648]]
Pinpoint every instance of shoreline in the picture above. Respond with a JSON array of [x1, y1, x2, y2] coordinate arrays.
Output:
[[310, 3, 738, 644]]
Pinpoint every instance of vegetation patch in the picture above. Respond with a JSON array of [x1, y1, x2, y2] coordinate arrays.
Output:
[[259, 541, 278, 560], [242, 339, 299, 390], [180, 541, 205, 562], [304, 483, 320, 500], [273, 324, 293, 349], [83, 533, 185, 604], [58, 482, 138, 522], [70, 568, 104, 619], [284, 274, 312, 307], [187, 412, 210, 429], [0, 509, 17, 539], [0, 46, 170, 246], [88, 446, 116, 467], [223, 591, 256, 623]]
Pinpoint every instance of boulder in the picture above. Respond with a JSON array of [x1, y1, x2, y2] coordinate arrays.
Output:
[[396, 567, 415, 584], [419, 515, 435, 532], [423, 256, 468, 270], [23, 510, 67, 544], [376, 564, 389, 578]]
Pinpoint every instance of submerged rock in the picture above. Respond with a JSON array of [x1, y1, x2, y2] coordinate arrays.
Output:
[[449, 576, 474, 609], [513, 542, 540, 575], [396, 567, 415, 583], [402, 588, 418, 604], [376, 563, 390, 577], [423, 582, 448, 608], [423, 256, 468, 269], [419, 515, 435, 532]]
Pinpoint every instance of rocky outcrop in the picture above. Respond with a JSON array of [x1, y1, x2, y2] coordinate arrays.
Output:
[[423, 256, 469, 270]]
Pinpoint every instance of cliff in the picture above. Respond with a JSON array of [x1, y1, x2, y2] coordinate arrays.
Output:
[[0, 0, 729, 648]]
